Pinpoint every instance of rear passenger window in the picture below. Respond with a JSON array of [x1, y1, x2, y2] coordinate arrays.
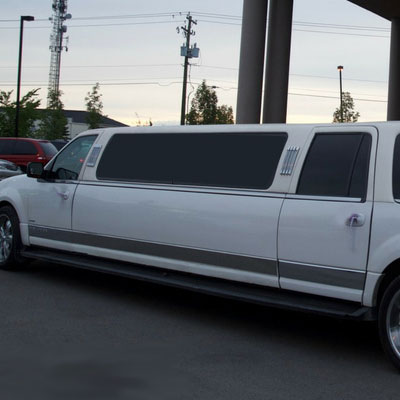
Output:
[[173, 133, 287, 189], [97, 133, 288, 190], [393, 136, 400, 200], [14, 141, 37, 155], [297, 133, 371, 198], [97, 134, 173, 184]]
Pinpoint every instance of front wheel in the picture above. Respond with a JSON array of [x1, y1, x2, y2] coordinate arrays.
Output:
[[0, 206, 25, 270]]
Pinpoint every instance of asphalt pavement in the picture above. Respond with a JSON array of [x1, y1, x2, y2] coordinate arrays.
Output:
[[1, 261, 399, 399]]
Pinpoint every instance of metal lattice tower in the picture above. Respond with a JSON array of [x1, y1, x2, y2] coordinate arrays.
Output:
[[47, 0, 71, 105]]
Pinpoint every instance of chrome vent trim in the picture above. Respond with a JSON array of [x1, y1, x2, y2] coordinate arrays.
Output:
[[280, 146, 300, 176], [86, 145, 102, 167]]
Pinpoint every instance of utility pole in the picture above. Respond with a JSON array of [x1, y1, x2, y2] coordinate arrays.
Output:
[[179, 14, 197, 125]]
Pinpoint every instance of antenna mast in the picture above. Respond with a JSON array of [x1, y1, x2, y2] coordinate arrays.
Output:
[[47, 0, 71, 105]]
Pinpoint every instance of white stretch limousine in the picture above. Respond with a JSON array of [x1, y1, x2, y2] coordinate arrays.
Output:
[[2, 123, 400, 369]]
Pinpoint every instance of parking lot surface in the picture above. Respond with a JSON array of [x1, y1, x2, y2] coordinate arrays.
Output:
[[1, 261, 399, 399]]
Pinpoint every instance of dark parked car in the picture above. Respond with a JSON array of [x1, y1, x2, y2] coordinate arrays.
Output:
[[0, 138, 57, 171], [0, 159, 23, 180]]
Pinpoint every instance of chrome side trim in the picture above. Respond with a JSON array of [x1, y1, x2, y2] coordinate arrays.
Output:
[[28, 226, 277, 276], [78, 181, 286, 199], [279, 261, 365, 290], [285, 194, 363, 203], [280, 146, 300, 176]]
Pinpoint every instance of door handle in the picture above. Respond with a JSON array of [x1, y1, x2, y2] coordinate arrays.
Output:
[[346, 213, 365, 227], [56, 190, 70, 200]]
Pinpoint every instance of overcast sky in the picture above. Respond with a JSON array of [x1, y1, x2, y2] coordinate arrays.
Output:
[[0, 0, 392, 125]]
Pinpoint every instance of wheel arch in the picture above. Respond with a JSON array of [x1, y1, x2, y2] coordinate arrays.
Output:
[[0, 200, 20, 219], [0, 200, 24, 223], [376, 259, 400, 307]]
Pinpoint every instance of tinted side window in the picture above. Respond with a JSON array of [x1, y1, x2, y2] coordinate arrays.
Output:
[[393, 135, 400, 200], [297, 133, 371, 198], [97, 134, 173, 184], [14, 141, 37, 155], [97, 133, 287, 190], [0, 140, 15, 154], [49, 135, 97, 180], [173, 133, 287, 189]]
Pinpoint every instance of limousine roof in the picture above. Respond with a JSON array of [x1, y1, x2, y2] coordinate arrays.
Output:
[[78, 121, 400, 143]]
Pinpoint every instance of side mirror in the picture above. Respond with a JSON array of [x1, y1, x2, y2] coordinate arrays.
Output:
[[26, 162, 44, 179]]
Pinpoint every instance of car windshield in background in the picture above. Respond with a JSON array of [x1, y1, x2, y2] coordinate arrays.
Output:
[[39, 142, 58, 157]]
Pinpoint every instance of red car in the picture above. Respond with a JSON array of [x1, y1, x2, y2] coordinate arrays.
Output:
[[0, 138, 58, 172]]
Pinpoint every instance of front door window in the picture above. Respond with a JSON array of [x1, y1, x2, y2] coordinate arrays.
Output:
[[48, 135, 97, 180]]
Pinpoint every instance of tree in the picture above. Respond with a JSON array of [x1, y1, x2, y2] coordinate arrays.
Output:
[[333, 91, 360, 123], [0, 88, 41, 137], [216, 104, 234, 125], [36, 89, 68, 140], [85, 83, 104, 129], [186, 80, 234, 125]]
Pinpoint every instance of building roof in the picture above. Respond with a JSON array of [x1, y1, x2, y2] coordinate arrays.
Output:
[[62, 110, 128, 127], [35, 109, 128, 127], [348, 0, 400, 20]]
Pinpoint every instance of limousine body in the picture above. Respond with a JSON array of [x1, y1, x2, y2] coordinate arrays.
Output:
[[1, 123, 400, 369]]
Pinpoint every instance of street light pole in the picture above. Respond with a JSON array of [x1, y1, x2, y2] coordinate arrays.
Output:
[[337, 65, 344, 123], [15, 15, 34, 137]]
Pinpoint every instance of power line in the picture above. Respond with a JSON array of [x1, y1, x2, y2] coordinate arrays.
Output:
[[291, 86, 387, 98], [0, 81, 186, 87], [0, 11, 390, 38], [294, 21, 389, 32], [190, 11, 241, 20], [0, 22, 390, 39], [0, 12, 190, 23], [293, 28, 388, 39], [72, 12, 188, 21], [291, 73, 387, 84], [0, 10, 389, 30], [0, 20, 180, 30], [0, 79, 389, 102], [0, 62, 388, 85], [196, 19, 389, 38], [0, 63, 181, 69], [3, 11, 387, 33], [289, 92, 387, 103]]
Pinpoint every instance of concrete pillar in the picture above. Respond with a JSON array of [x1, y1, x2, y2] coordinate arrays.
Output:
[[236, 0, 268, 124], [262, 0, 294, 124], [388, 19, 400, 121]]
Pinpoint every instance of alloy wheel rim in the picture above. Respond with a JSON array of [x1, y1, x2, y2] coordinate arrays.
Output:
[[0, 215, 13, 262], [387, 290, 400, 358]]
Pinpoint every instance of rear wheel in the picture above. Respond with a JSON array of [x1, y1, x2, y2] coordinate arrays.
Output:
[[379, 276, 400, 371], [0, 206, 25, 270]]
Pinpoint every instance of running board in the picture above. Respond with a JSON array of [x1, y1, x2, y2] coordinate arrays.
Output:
[[21, 247, 376, 321]]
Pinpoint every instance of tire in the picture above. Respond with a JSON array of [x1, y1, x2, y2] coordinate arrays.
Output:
[[378, 276, 400, 371], [0, 206, 25, 270]]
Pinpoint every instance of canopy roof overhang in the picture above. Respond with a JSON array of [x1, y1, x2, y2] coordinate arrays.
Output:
[[348, 0, 400, 20]]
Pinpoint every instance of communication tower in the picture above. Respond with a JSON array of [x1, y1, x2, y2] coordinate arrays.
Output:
[[47, 0, 71, 105]]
